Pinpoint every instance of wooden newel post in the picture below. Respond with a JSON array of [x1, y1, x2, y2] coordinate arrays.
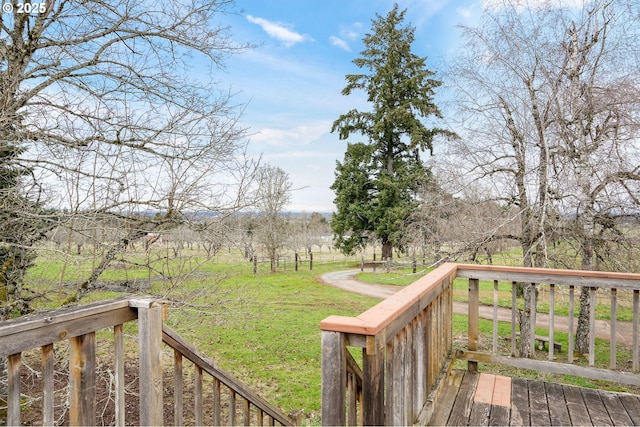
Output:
[[133, 299, 164, 426], [321, 331, 346, 426]]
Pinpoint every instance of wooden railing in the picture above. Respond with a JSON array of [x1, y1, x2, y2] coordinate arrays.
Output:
[[457, 264, 640, 385], [0, 296, 293, 426], [320, 263, 640, 426], [320, 263, 456, 426]]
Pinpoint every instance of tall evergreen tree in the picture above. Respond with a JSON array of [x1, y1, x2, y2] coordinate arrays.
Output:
[[331, 4, 453, 259]]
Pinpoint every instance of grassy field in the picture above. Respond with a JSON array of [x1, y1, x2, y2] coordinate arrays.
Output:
[[19, 246, 640, 424]]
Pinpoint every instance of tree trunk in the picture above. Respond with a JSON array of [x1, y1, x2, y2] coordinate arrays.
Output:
[[518, 283, 534, 358], [576, 234, 594, 354], [381, 241, 393, 260], [575, 286, 591, 355]]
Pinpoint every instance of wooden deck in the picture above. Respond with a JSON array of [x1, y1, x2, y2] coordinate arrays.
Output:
[[429, 370, 640, 426]]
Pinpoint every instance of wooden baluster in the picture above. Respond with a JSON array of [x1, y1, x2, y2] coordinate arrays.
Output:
[[589, 287, 596, 367], [468, 278, 479, 373], [42, 344, 54, 426], [549, 284, 555, 361], [257, 408, 264, 426], [511, 282, 517, 357], [114, 324, 125, 426], [229, 390, 237, 426], [493, 280, 499, 354], [7, 352, 21, 427], [213, 377, 221, 426], [568, 285, 575, 363], [173, 350, 183, 426], [195, 366, 203, 426], [405, 324, 414, 424], [70, 332, 96, 426], [243, 399, 251, 426], [414, 310, 426, 415], [347, 372, 357, 426], [633, 289, 639, 372], [363, 335, 384, 425], [610, 289, 617, 370], [530, 284, 537, 356]]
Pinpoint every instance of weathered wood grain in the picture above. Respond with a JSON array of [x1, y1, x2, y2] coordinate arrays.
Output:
[[599, 391, 633, 426], [544, 382, 570, 426], [619, 394, 640, 426], [447, 371, 478, 426], [321, 330, 346, 426], [527, 379, 550, 426], [213, 377, 221, 426], [137, 303, 163, 426], [173, 350, 183, 426], [114, 324, 125, 427], [194, 366, 203, 426], [362, 343, 384, 425], [427, 369, 464, 426], [581, 387, 612, 426], [0, 305, 136, 358], [563, 385, 591, 426], [510, 378, 529, 426], [69, 332, 96, 426], [489, 405, 510, 427], [42, 344, 54, 426], [469, 401, 491, 426], [7, 352, 21, 427]]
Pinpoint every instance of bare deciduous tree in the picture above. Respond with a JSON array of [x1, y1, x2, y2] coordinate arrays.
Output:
[[1, 0, 258, 308], [447, 0, 640, 356], [254, 166, 292, 273]]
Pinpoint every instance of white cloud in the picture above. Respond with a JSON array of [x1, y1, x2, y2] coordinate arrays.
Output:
[[329, 36, 351, 52], [329, 22, 362, 52], [251, 121, 332, 147], [456, 7, 474, 20], [246, 15, 312, 47]]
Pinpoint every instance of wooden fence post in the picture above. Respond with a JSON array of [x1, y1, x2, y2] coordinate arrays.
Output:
[[133, 299, 164, 426]]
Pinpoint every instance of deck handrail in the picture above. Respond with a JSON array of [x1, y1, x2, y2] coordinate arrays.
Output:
[[0, 296, 293, 426], [162, 324, 293, 426], [320, 263, 640, 426]]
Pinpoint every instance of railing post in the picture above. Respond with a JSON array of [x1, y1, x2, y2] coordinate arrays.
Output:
[[468, 278, 479, 373], [69, 332, 96, 426], [322, 330, 346, 426], [133, 299, 164, 426], [363, 336, 385, 425]]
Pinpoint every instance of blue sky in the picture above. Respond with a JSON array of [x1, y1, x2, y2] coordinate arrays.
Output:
[[217, 0, 482, 212]]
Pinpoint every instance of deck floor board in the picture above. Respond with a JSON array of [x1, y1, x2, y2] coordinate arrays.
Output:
[[429, 370, 640, 426]]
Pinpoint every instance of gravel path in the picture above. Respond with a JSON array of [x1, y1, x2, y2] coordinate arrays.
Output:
[[319, 269, 636, 349]]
